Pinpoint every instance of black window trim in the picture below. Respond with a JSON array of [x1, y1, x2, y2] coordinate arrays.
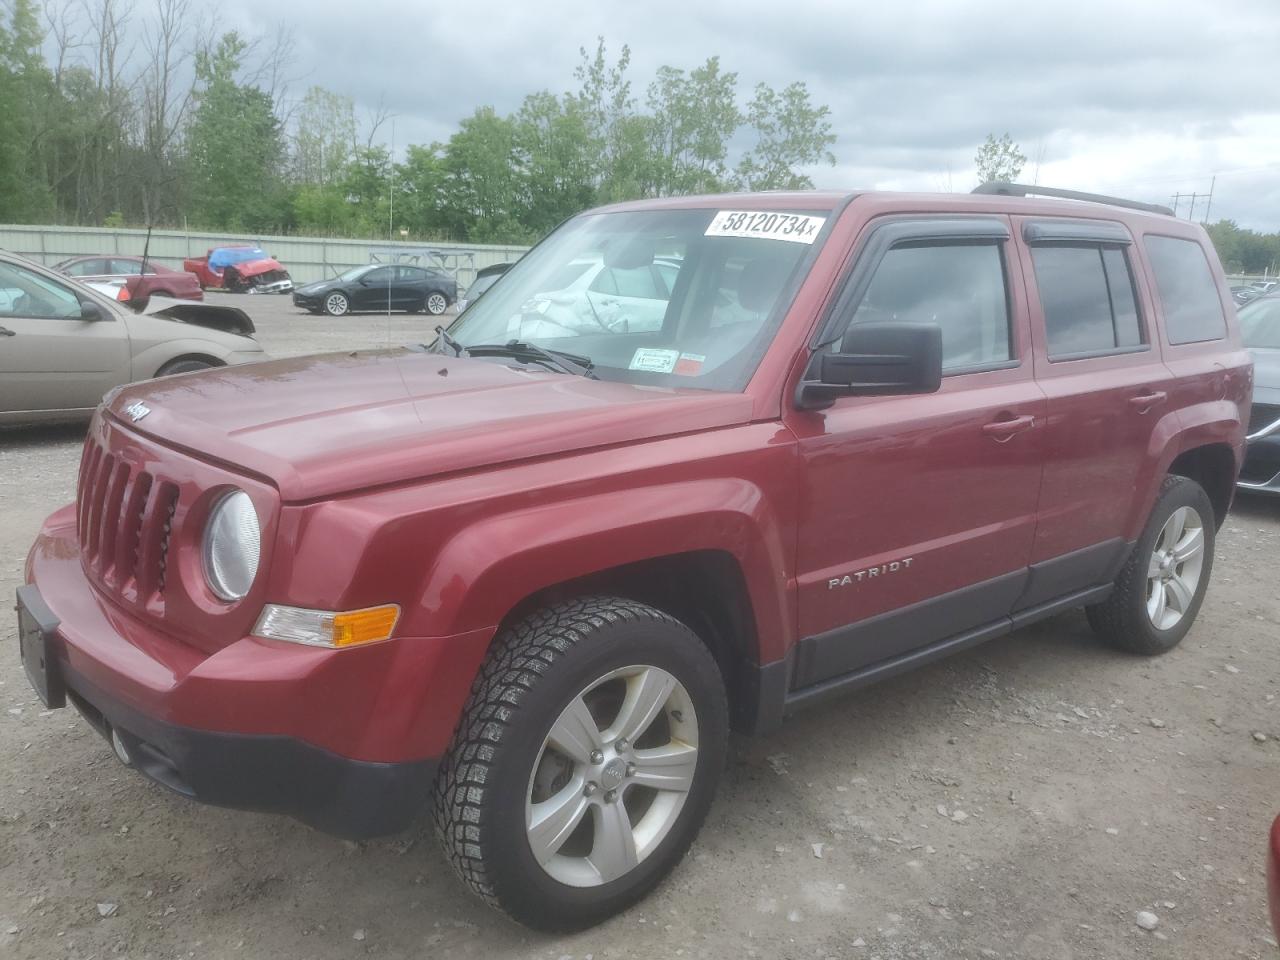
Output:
[[811, 216, 1018, 378], [1032, 241, 1152, 364], [1142, 232, 1229, 347]]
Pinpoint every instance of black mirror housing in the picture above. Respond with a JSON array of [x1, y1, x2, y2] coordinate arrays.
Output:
[[797, 322, 943, 410]]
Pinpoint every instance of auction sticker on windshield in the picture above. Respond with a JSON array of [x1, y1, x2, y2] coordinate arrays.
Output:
[[629, 348, 680, 373], [705, 210, 826, 244]]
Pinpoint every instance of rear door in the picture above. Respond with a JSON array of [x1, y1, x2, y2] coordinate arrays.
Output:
[[788, 217, 1046, 686], [1015, 217, 1178, 595], [0, 259, 131, 415]]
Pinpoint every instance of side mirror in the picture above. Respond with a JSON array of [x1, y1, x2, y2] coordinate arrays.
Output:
[[80, 300, 108, 321], [796, 322, 942, 410]]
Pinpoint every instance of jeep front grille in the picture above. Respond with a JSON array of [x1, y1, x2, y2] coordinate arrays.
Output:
[[77, 433, 181, 603]]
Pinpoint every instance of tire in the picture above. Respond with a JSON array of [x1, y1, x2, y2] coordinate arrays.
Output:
[[156, 358, 217, 377], [323, 291, 350, 316], [433, 597, 728, 931], [1086, 475, 1215, 655], [425, 291, 449, 316]]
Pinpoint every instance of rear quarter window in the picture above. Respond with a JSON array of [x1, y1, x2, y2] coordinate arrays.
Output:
[[1144, 235, 1227, 345]]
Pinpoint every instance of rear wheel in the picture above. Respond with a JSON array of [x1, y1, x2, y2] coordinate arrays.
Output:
[[425, 291, 449, 315], [434, 597, 728, 931], [324, 291, 350, 316], [1086, 475, 1215, 654]]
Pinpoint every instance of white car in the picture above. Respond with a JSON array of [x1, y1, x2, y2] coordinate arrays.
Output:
[[519, 258, 680, 336]]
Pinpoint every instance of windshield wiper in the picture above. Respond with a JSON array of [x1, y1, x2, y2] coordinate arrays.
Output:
[[433, 325, 466, 357], [467, 340, 597, 379]]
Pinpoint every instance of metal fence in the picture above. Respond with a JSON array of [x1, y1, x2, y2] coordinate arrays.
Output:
[[0, 224, 529, 289]]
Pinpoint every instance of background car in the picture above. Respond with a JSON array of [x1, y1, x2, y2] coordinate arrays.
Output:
[[292, 263, 457, 316], [0, 251, 265, 426], [1236, 293, 1280, 494], [53, 255, 204, 308], [457, 261, 512, 312], [1231, 284, 1262, 307], [184, 246, 293, 294]]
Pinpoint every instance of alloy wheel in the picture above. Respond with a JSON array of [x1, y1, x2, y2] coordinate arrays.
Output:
[[1146, 505, 1206, 630], [325, 292, 349, 316], [525, 664, 699, 888], [426, 292, 448, 315]]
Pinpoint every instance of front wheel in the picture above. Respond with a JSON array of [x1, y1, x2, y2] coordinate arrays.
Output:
[[1086, 475, 1215, 655], [424, 291, 449, 315], [324, 291, 350, 316], [434, 597, 728, 931]]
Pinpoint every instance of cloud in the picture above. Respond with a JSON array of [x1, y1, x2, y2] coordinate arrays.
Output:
[[92, 0, 1280, 229]]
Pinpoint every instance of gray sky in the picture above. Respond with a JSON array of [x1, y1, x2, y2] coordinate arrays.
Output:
[[210, 0, 1280, 229]]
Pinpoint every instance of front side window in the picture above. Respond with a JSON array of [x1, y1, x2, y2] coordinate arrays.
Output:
[[1144, 235, 1227, 345], [1032, 244, 1146, 358], [844, 241, 1012, 371], [0, 261, 85, 319], [447, 208, 827, 391]]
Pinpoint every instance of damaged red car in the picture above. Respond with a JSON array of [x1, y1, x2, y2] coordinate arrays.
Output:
[[183, 246, 293, 294]]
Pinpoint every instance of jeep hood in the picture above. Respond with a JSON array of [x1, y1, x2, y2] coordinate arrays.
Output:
[[106, 348, 754, 500]]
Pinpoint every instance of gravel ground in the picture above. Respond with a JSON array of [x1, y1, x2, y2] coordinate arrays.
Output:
[[2, 294, 1280, 959]]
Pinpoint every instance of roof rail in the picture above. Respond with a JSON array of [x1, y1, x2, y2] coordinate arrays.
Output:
[[972, 181, 1174, 217]]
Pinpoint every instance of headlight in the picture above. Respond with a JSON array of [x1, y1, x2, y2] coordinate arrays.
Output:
[[203, 490, 260, 601]]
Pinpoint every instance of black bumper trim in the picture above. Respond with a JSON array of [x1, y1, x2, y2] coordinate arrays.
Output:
[[64, 667, 437, 840]]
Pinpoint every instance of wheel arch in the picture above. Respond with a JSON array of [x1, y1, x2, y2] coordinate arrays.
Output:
[[1167, 442, 1237, 528], [501, 550, 767, 734]]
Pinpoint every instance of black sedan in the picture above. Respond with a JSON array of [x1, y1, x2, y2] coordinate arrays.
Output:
[[293, 264, 457, 316], [1238, 294, 1280, 495]]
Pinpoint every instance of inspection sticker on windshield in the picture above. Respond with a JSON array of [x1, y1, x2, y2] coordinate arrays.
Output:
[[629, 348, 680, 373], [705, 210, 826, 244]]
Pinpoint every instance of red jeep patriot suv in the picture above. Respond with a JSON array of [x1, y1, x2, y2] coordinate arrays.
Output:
[[18, 183, 1251, 930]]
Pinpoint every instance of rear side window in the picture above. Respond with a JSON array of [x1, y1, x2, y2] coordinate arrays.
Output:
[[846, 241, 1012, 371], [1031, 245, 1145, 358], [1144, 236, 1227, 345]]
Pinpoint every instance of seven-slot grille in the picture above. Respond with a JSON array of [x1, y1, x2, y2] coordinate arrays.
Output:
[[76, 431, 180, 605], [1248, 403, 1280, 438]]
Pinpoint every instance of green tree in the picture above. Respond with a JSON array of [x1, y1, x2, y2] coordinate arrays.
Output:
[[439, 107, 529, 242], [0, 0, 55, 221], [974, 132, 1026, 185], [394, 143, 446, 236], [186, 32, 288, 230], [513, 90, 598, 235], [645, 57, 740, 196], [735, 81, 836, 190], [293, 86, 356, 186]]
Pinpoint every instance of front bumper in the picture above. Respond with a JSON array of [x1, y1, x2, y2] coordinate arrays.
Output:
[[20, 506, 494, 838]]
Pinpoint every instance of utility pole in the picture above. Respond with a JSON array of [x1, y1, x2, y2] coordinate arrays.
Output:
[[1202, 175, 1216, 224]]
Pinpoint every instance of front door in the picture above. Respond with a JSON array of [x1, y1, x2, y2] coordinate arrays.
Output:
[[788, 217, 1045, 687], [0, 260, 131, 416]]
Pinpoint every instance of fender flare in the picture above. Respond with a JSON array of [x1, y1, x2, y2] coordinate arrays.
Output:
[[405, 478, 794, 664]]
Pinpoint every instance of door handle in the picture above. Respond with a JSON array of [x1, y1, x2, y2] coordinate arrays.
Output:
[[982, 414, 1035, 442], [1129, 391, 1167, 411], [0, 326, 14, 337]]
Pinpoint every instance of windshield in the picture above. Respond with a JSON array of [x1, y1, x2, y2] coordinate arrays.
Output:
[[1240, 297, 1280, 349], [445, 208, 828, 391], [337, 265, 374, 282]]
